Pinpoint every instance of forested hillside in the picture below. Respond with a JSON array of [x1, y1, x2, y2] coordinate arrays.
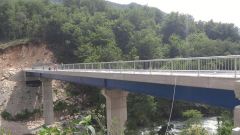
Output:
[[0, 0, 239, 134], [1, 0, 240, 62]]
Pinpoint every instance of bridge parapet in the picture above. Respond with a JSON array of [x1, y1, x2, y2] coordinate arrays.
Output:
[[32, 55, 240, 78]]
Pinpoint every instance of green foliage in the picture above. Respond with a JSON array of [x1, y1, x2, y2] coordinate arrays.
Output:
[[217, 111, 233, 135], [38, 115, 99, 135], [38, 126, 61, 135], [182, 109, 203, 126], [0, 39, 29, 50], [1, 109, 41, 121], [1, 110, 13, 120], [180, 110, 209, 135], [0, 128, 12, 135], [14, 109, 35, 121], [54, 100, 68, 112], [180, 124, 209, 135], [126, 94, 158, 132]]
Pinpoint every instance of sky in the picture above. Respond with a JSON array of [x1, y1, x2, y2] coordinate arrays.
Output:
[[107, 0, 240, 28]]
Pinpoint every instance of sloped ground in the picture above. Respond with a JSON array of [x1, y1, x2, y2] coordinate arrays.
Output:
[[0, 42, 65, 134]]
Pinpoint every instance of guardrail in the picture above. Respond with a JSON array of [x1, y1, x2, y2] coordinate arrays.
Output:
[[32, 55, 240, 78]]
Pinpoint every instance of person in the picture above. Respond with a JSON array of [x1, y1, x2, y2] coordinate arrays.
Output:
[[61, 63, 64, 70], [54, 64, 58, 71]]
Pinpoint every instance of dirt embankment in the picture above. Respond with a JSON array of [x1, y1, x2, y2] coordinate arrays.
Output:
[[0, 42, 62, 134]]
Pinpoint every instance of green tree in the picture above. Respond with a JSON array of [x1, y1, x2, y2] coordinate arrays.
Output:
[[126, 94, 157, 132]]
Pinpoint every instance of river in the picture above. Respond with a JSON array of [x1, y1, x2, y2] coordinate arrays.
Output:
[[141, 116, 218, 135]]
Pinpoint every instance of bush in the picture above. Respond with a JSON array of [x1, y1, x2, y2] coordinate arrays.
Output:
[[38, 115, 98, 135], [180, 110, 209, 135], [217, 111, 233, 135], [15, 109, 33, 121], [1, 109, 41, 121], [54, 100, 69, 112], [181, 124, 208, 135], [38, 126, 61, 135], [1, 110, 13, 120], [182, 109, 203, 126]]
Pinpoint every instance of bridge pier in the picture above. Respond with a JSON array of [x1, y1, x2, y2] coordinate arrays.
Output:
[[41, 78, 54, 125], [233, 81, 240, 134], [102, 90, 128, 135], [233, 105, 240, 135]]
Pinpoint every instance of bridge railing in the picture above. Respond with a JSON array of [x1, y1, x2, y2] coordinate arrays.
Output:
[[33, 55, 240, 78]]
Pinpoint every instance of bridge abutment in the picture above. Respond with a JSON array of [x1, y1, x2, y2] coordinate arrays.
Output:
[[41, 78, 54, 125], [102, 90, 128, 135]]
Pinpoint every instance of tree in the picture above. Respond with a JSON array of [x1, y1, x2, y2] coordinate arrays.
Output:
[[204, 20, 240, 42], [126, 94, 157, 132], [161, 13, 196, 43], [128, 29, 166, 60]]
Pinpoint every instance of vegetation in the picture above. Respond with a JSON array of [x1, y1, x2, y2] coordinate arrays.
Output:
[[182, 109, 203, 126], [0, 0, 239, 133], [1, 110, 13, 121], [0, 128, 12, 135], [180, 110, 208, 135], [1, 109, 41, 121], [38, 114, 103, 135], [0, 39, 29, 50], [217, 111, 234, 135]]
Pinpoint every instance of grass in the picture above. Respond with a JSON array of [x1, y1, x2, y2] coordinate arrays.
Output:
[[0, 39, 29, 50]]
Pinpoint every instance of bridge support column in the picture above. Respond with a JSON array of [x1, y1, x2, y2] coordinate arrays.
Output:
[[233, 105, 240, 135], [102, 90, 128, 135], [41, 79, 54, 125]]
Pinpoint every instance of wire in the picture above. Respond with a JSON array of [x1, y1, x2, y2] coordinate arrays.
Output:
[[165, 77, 177, 135]]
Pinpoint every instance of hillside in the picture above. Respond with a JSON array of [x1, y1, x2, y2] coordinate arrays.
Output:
[[0, 41, 61, 134]]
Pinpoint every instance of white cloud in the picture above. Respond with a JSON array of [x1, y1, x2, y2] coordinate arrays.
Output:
[[107, 0, 240, 27]]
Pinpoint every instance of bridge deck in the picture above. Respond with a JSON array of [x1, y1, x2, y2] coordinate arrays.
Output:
[[25, 69, 237, 91]]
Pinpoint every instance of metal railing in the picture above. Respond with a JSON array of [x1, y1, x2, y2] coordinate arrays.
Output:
[[32, 55, 240, 78]]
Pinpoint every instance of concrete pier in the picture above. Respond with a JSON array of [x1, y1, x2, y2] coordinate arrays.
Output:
[[234, 80, 240, 99], [102, 90, 128, 135], [233, 105, 240, 135], [41, 78, 54, 125], [234, 105, 240, 127]]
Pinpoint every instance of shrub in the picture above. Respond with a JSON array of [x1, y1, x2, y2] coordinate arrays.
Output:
[[181, 124, 208, 135], [182, 109, 203, 125], [1, 110, 13, 120], [217, 111, 233, 135], [1, 109, 41, 121], [15, 109, 32, 121], [54, 100, 68, 112], [180, 110, 209, 135], [38, 115, 97, 135]]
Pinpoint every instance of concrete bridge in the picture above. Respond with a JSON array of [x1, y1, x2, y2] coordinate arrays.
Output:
[[24, 55, 240, 134]]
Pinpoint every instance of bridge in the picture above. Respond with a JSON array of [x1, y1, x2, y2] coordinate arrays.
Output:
[[24, 55, 240, 135]]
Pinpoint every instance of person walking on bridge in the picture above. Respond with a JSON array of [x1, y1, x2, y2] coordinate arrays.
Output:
[[53, 64, 57, 71]]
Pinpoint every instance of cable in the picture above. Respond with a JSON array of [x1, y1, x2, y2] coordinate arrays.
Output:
[[165, 77, 177, 135]]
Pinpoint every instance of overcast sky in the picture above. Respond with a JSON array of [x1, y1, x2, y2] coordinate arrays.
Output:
[[107, 0, 240, 28]]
